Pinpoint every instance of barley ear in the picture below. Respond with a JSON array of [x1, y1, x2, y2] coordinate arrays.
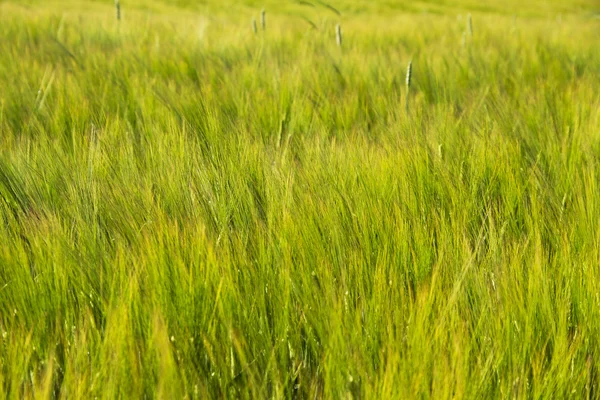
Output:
[[467, 13, 473, 36], [405, 61, 413, 114], [115, 0, 121, 21], [335, 24, 342, 47]]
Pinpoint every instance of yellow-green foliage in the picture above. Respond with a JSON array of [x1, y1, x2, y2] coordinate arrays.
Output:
[[0, 0, 599, 398]]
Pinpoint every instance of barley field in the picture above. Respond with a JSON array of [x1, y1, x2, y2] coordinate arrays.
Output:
[[0, 0, 599, 398]]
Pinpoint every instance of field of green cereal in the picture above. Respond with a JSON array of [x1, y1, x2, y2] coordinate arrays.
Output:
[[0, 0, 599, 397]]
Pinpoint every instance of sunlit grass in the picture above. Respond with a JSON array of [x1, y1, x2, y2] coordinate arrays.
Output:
[[0, 0, 599, 398]]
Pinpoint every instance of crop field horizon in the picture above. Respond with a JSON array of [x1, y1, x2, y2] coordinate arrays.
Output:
[[0, 0, 599, 398]]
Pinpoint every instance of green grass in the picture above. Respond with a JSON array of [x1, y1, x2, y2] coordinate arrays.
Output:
[[0, 0, 599, 398]]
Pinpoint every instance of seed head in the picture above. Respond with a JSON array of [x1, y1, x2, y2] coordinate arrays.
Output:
[[252, 18, 258, 34], [335, 24, 342, 47], [115, 0, 121, 21], [261, 9, 266, 30], [405, 61, 412, 89]]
